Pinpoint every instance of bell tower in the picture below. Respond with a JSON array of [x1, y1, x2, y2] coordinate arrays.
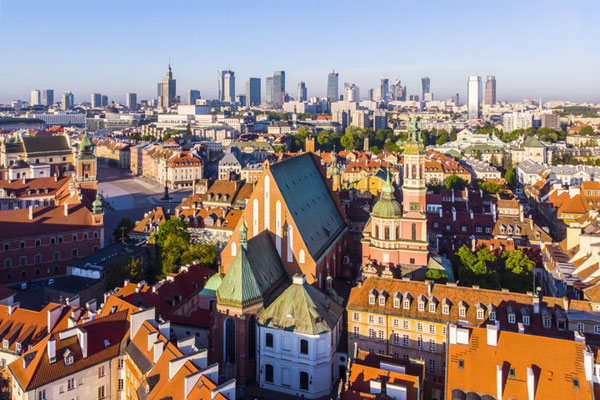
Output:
[[75, 117, 97, 191]]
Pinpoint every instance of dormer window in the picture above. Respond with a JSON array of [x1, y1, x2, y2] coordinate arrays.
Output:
[[543, 317, 551, 328], [489, 311, 496, 321], [442, 305, 450, 315], [2, 340, 7, 349], [379, 296, 385, 306], [523, 316, 530, 326], [403, 299, 410, 309], [459, 307, 466, 317], [418, 302, 425, 312], [429, 303, 436, 313], [15, 343, 21, 352], [393, 298, 400, 308], [508, 314, 516, 324], [65, 355, 74, 366], [477, 309, 484, 320], [369, 294, 376, 305]]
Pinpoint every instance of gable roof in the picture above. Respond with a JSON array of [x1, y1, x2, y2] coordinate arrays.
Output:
[[22, 135, 70, 155], [269, 152, 346, 259], [217, 230, 287, 308], [257, 275, 343, 335]]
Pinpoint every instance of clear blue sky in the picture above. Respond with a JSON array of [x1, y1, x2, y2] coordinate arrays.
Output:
[[1, 0, 599, 104]]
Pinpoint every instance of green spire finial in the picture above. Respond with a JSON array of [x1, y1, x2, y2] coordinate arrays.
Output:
[[381, 169, 394, 198], [240, 221, 248, 250]]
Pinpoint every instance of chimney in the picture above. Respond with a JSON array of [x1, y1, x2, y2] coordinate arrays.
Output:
[[518, 322, 525, 334], [22, 176, 26, 184], [496, 365, 503, 400], [47, 337, 56, 363], [293, 273, 306, 285], [584, 349, 594, 382], [427, 281, 433, 297], [469, 209, 474, 220], [28, 205, 33, 220], [8, 302, 19, 315], [77, 328, 88, 358], [185, 371, 203, 399], [64, 202, 69, 216], [563, 297, 569, 312], [147, 331, 158, 352], [533, 290, 541, 314], [439, 207, 442, 217], [526, 367, 535, 400], [486, 323, 499, 346], [47, 305, 63, 333], [68, 317, 76, 328], [54, 173, 58, 182], [452, 207, 456, 222], [153, 341, 164, 363], [369, 380, 382, 395], [85, 299, 97, 312]]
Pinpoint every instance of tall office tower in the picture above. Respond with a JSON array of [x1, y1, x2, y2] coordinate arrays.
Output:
[[380, 79, 389, 100], [236, 95, 246, 107], [367, 88, 375, 101], [327, 71, 339, 102], [101, 95, 108, 107], [218, 70, 235, 103], [91, 93, 102, 108], [452, 93, 460, 106], [30, 90, 41, 106], [61, 92, 74, 110], [266, 77, 274, 104], [157, 62, 176, 107], [126, 92, 138, 109], [157, 83, 162, 99], [297, 82, 307, 102], [484, 75, 496, 105], [421, 77, 431, 100], [246, 78, 261, 106], [467, 75, 482, 119], [273, 70, 285, 107], [344, 83, 360, 102], [41, 89, 54, 106], [188, 90, 200, 105]]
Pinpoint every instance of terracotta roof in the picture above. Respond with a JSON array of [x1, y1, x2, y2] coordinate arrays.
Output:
[[447, 325, 593, 399], [0, 176, 72, 199]]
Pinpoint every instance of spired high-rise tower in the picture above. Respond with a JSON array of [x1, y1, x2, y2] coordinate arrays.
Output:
[[157, 62, 176, 108], [361, 115, 429, 277]]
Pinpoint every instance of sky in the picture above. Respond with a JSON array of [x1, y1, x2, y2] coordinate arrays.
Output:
[[1, 0, 599, 104]]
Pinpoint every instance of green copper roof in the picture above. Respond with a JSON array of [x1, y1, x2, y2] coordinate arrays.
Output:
[[257, 275, 344, 335], [269, 153, 346, 260], [92, 193, 103, 215], [523, 136, 545, 148], [78, 118, 95, 160], [371, 173, 402, 219], [216, 227, 287, 308], [198, 273, 223, 297], [403, 114, 425, 155]]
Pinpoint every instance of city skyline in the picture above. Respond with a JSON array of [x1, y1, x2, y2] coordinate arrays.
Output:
[[1, 0, 599, 103]]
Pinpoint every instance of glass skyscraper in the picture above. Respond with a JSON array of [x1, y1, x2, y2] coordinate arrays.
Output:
[[218, 70, 235, 103], [273, 71, 285, 107], [246, 78, 261, 106], [467, 75, 482, 119], [421, 77, 431, 100], [327, 71, 339, 101], [266, 77, 274, 105]]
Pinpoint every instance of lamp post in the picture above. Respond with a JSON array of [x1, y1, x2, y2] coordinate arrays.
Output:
[[161, 160, 171, 200]]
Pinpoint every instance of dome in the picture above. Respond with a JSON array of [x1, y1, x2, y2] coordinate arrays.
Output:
[[371, 174, 402, 219]]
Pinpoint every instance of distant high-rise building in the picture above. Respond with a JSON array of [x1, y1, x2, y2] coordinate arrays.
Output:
[[41, 89, 54, 106], [327, 71, 339, 102], [373, 110, 388, 131], [452, 93, 460, 106], [246, 78, 261, 107], [157, 62, 176, 107], [188, 89, 201, 105], [126, 92, 138, 109], [421, 77, 431, 100], [101, 95, 108, 107], [218, 70, 235, 103], [236, 95, 246, 107], [380, 79, 389, 100], [30, 90, 41, 106], [367, 88, 375, 101], [297, 82, 307, 102], [484, 75, 496, 105], [273, 71, 285, 107], [265, 77, 274, 105], [467, 75, 482, 119], [61, 91, 74, 110], [344, 83, 359, 102], [91, 93, 102, 108]]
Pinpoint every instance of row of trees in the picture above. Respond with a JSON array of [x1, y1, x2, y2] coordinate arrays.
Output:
[[454, 245, 536, 293]]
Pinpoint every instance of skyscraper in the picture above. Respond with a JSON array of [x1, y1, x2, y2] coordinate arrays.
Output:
[[126, 93, 138, 109], [297, 82, 307, 102], [421, 77, 431, 100], [42, 89, 54, 106], [91, 93, 102, 108], [273, 71, 285, 107], [246, 78, 261, 106], [218, 70, 235, 103], [380, 79, 389, 100], [344, 83, 359, 102], [188, 89, 201, 105], [30, 90, 41, 106], [158, 62, 176, 107], [327, 71, 339, 102], [467, 76, 482, 119], [484, 75, 496, 105], [101, 95, 108, 107], [62, 91, 74, 110], [266, 77, 274, 105]]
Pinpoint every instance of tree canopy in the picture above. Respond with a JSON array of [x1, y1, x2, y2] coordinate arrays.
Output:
[[155, 219, 190, 248], [444, 175, 468, 191]]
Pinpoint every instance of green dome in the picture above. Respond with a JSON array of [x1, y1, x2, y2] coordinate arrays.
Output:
[[199, 273, 223, 297], [92, 193, 103, 215], [371, 174, 402, 218]]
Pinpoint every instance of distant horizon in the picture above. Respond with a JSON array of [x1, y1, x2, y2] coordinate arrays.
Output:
[[1, 0, 599, 104]]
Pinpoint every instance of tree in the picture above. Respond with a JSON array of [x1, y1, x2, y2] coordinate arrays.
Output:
[[425, 269, 448, 284], [579, 125, 595, 136], [505, 168, 517, 189], [369, 146, 380, 154], [455, 246, 500, 289], [340, 132, 360, 150], [155, 218, 190, 248], [449, 127, 457, 141], [444, 175, 467, 191], [113, 218, 135, 243], [161, 234, 189, 276], [436, 133, 448, 145], [273, 144, 289, 153], [502, 153, 512, 170], [185, 123, 192, 135], [478, 181, 502, 194], [317, 131, 333, 151], [181, 243, 217, 266], [500, 250, 535, 293]]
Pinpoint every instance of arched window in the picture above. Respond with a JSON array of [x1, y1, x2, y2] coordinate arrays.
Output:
[[374, 224, 378, 239], [412, 223, 417, 241], [384, 227, 390, 240], [287, 225, 293, 262], [411, 165, 416, 179], [265, 364, 274, 383], [264, 176, 270, 230], [275, 200, 282, 255], [231, 242, 237, 257], [300, 371, 309, 390], [224, 318, 235, 363], [253, 199, 259, 236], [396, 226, 400, 240], [300, 339, 309, 355], [299, 249, 305, 264]]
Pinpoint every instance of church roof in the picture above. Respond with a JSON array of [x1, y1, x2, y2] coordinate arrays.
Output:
[[257, 274, 344, 335], [22, 135, 70, 155], [269, 152, 346, 260], [217, 227, 287, 308], [371, 174, 402, 219]]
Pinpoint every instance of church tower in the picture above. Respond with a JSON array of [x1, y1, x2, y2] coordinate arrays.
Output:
[[75, 117, 97, 191]]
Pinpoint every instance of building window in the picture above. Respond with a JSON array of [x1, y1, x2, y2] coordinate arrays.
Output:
[[34, 254, 41, 265], [410, 257, 415, 264], [368, 315, 374, 324], [266, 333, 273, 348], [35, 239, 41, 247], [300, 339, 308, 355], [429, 325, 436, 334], [429, 359, 436, 372], [442, 305, 449, 315], [378, 316, 384, 325], [72, 248, 78, 258], [53, 251, 60, 261], [403, 300, 410, 309], [369, 329, 376, 339], [299, 371, 309, 391], [72, 234, 77, 242], [403, 320, 409, 330], [50, 237, 55, 245], [418, 302, 425, 312], [38, 390, 46, 400], [429, 303, 436, 313], [118, 359, 124, 369], [417, 336, 423, 349], [442, 342, 446, 353], [353, 326, 359, 337], [543, 318, 552, 329], [577, 323, 585, 333], [523, 316, 530, 326], [442, 326, 447, 336], [19, 241, 25, 249], [384, 227, 390, 240], [2, 244, 8, 251], [67, 378, 75, 391], [98, 385, 105, 399], [403, 335, 409, 346], [118, 379, 124, 391], [353, 312, 360, 322], [3, 259, 11, 268], [477, 309, 484, 320], [489, 311, 496, 321], [19, 256, 26, 266], [265, 364, 274, 383], [393, 319, 399, 328], [377, 330, 384, 341], [392, 333, 400, 344], [58, 236, 63, 243], [411, 223, 417, 241], [417, 323, 423, 332], [459, 307, 466, 317], [429, 339, 436, 352], [393, 298, 400, 308], [459, 359, 464, 369], [379, 296, 385, 306], [369, 295, 376, 305], [508, 314, 516, 324]]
